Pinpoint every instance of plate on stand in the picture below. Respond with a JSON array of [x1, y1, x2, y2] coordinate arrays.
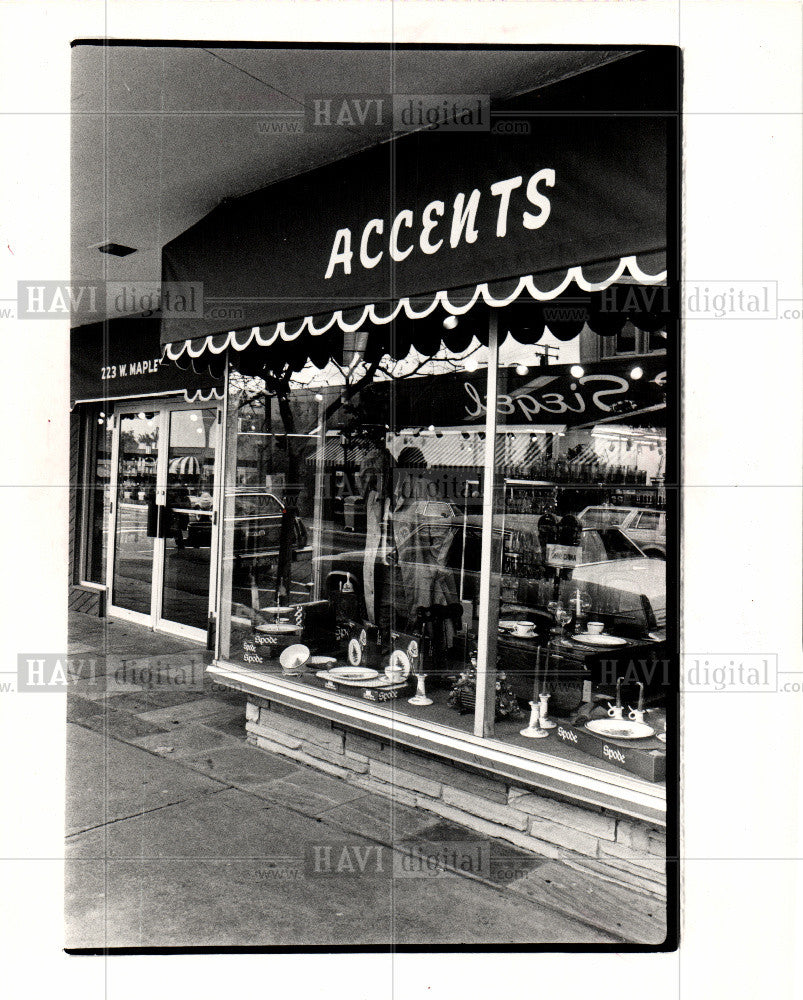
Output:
[[255, 622, 301, 634], [571, 632, 628, 647], [586, 718, 655, 740], [328, 666, 380, 682]]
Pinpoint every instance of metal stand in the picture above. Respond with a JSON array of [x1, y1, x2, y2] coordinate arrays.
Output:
[[520, 700, 550, 738]]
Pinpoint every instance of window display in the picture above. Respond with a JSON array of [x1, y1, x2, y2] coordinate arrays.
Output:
[[216, 313, 671, 787]]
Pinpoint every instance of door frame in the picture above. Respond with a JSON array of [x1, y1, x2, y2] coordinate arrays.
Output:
[[106, 397, 222, 643]]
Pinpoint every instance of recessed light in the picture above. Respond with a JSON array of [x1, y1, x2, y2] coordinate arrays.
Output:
[[96, 242, 137, 257]]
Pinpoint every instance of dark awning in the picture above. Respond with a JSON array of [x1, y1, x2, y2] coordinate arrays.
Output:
[[161, 111, 669, 360], [71, 315, 223, 408]]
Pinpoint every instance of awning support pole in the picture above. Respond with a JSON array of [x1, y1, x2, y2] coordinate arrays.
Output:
[[474, 311, 500, 739]]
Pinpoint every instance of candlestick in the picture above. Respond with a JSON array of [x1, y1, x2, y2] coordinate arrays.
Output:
[[615, 677, 623, 709], [636, 681, 645, 713], [538, 691, 556, 729], [408, 673, 433, 707], [520, 700, 550, 738]]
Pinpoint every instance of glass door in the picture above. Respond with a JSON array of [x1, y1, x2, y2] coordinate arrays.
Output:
[[106, 401, 221, 641], [107, 408, 161, 625], [155, 406, 220, 639]]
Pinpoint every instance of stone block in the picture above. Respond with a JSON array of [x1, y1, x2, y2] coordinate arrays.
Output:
[[527, 817, 599, 857], [345, 773, 419, 807], [616, 818, 660, 854], [245, 702, 259, 723], [413, 795, 550, 856], [343, 730, 388, 759], [648, 833, 667, 856], [245, 720, 302, 750], [509, 790, 616, 841], [599, 838, 667, 874], [368, 760, 442, 799], [258, 707, 343, 751], [441, 787, 528, 831], [251, 735, 351, 780], [302, 741, 368, 773]]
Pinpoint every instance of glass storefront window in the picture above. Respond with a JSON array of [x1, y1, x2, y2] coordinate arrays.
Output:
[[217, 308, 672, 785], [218, 344, 485, 734], [482, 337, 669, 759], [80, 406, 112, 584]]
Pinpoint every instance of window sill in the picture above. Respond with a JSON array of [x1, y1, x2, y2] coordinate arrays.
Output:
[[208, 660, 667, 826]]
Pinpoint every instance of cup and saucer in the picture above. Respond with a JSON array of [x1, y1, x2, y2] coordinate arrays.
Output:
[[511, 621, 537, 639]]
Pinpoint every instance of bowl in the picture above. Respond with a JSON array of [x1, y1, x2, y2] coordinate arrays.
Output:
[[279, 644, 310, 673], [384, 666, 406, 683], [587, 621, 605, 635]]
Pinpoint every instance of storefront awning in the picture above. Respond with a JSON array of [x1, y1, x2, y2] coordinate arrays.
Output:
[[71, 315, 224, 407], [161, 113, 670, 361]]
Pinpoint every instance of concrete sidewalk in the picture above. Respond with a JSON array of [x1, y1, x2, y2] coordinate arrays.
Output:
[[65, 614, 666, 948]]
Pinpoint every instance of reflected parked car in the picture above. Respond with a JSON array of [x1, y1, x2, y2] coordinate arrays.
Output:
[[230, 489, 309, 557], [578, 505, 666, 559], [319, 522, 665, 633]]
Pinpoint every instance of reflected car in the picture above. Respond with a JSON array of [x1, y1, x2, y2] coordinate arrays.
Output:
[[578, 505, 666, 559], [229, 489, 309, 560], [320, 523, 665, 633]]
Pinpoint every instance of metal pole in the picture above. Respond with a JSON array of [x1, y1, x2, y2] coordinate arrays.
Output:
[[474, 311, 500, 738]]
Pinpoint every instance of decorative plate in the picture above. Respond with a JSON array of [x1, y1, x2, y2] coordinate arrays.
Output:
[[261, 605, 296, 615], [586, 718, 655, 740], [498, 620, 520, 631], [571, 632, 629, 647], [255, 622, 301, 634], [327, 666, 380, 682], [347, 637, 363, 666], [279, 644, 310, 672], [387, 649, 412, 680]]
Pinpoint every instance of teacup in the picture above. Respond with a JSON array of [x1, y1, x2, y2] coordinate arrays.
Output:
[[384, 666, 405, 683], [513, 621, 535, 637], [587, 621, 605, 635]]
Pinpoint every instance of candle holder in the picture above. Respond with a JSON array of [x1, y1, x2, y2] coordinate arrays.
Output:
[[408, 673, 433, 707], [520, 700, 550, 738], [538, 691, 556, 729]]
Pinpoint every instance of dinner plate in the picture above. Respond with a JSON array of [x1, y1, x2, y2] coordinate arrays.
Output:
[[586, 718, 655, 740], [328, 666, 380, 682], [308, 655, 337, 667], [572, 632, 628, 647], [498, 620, 520, 631], [255, 622, 301, 634]]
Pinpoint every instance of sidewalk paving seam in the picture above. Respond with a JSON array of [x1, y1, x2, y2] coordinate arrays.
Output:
[[66, 785, 236, 839]]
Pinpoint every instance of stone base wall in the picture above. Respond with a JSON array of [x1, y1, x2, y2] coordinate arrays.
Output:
[[245, 696, 667, 898]]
